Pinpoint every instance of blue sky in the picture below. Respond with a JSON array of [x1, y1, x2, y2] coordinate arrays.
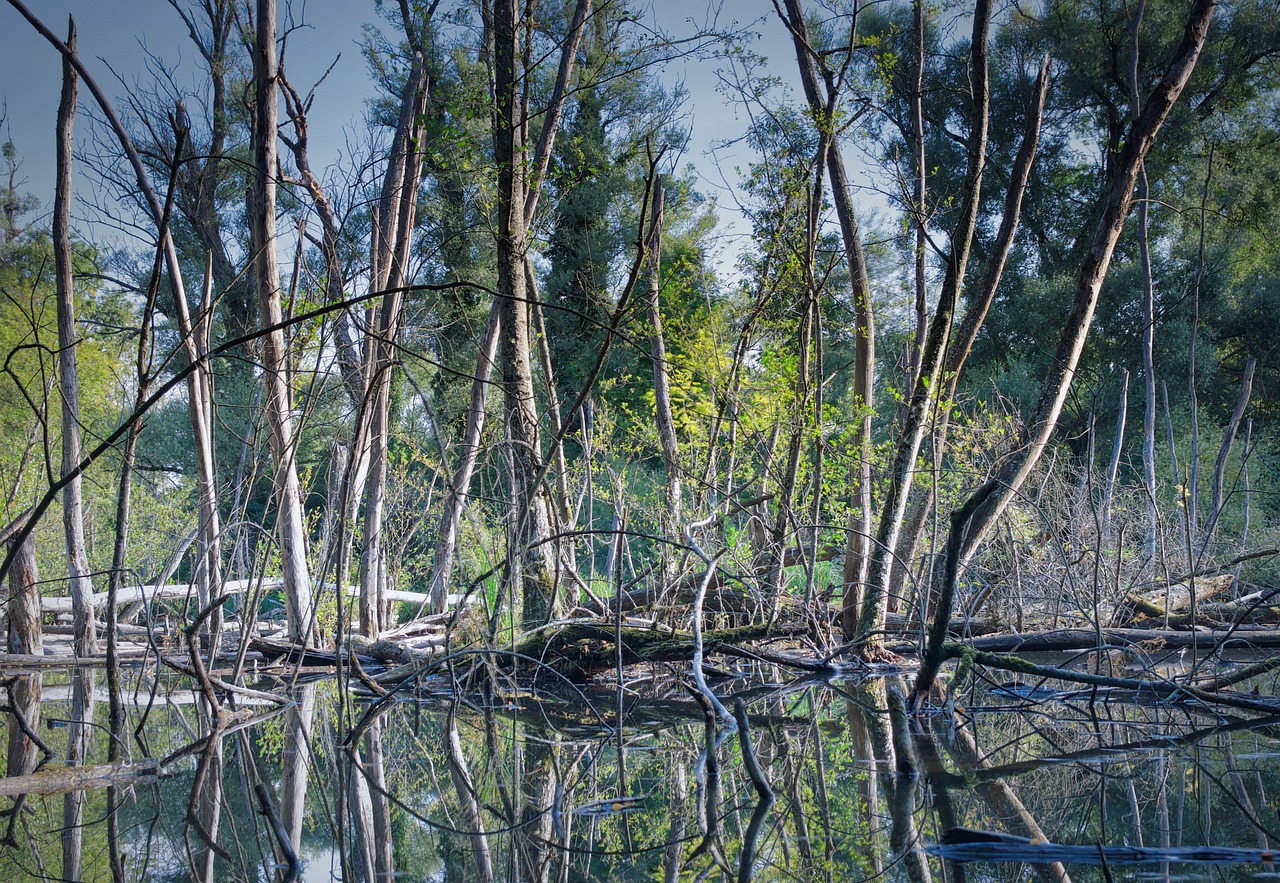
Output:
[[0, 1, 854, 273]]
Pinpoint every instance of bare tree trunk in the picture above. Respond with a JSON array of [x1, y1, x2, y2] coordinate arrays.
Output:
[[360, 58, 429, 638], [908, 0, 928, 385], [253, 0, 314, 644], [2, 2, 221, 622], [891, 56, 1051, 612], [429, 308, 500, 613], [5, 529, 43, 821], [6, 517, 42, 656], [1103, 370, 1129, 537], [53, 17, 97, 656], [955, 0, 1216, 569], [1131, 0, 1160, 562]]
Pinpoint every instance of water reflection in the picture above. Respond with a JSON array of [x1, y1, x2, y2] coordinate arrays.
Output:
[[1, 661, 1279, 880]]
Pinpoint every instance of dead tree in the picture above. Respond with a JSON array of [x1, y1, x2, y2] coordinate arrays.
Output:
[[53, 17, 97, 656]]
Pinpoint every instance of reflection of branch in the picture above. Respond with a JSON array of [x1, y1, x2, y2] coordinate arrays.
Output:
[[253, 782, 299, 882], [733, 697, 776, 883], [1, 679, 55, 762], [968, 714, 1280, 784]]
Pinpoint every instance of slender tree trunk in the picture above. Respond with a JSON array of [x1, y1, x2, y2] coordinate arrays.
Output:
[[890, 56, 1050, 614], [647, 183, 682, 579], [429, 308, 500, 612], [53, 17, 97, 656], [253, 0, 314, 644], [1200, 356, 1255, 557], [2, 2, 221, 615], [908, 0, 928, 384], [1103, 370, 1129, 537], [360, 59, 429, 638], [1130, 0, 1160, 562]]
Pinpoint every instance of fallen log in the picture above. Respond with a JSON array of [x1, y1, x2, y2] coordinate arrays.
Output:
[[931, 827, 1280, 865], [1114, 573, 1234, 625]]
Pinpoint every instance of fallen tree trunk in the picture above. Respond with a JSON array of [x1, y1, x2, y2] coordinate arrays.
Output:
[[963, 626, 1280, 653]]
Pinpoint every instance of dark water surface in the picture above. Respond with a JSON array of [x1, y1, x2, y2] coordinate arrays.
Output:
[[2, 653, 1280, 881]]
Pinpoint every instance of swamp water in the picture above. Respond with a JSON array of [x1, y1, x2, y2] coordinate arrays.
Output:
[[1, 654, 1279, 881]]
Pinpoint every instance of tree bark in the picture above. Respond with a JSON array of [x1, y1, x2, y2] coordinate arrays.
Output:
[[359, 59, 429, 637], [647, 184, 682, 573], [252, 0, 314, 645], [6, 517, 42, 655]]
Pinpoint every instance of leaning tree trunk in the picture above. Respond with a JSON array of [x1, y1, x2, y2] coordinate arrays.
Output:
[[1199, 356, 1255, 558], [359, 60, 429, 637], [53, 18, 97, 657], [886, 55, 1050, 617], [3, 2, 222, 624], [253, 0, 313, 644], [955, 0, 1217, 570]]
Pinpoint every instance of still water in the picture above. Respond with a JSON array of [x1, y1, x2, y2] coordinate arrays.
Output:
[[1, 654, 1278, 881]]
